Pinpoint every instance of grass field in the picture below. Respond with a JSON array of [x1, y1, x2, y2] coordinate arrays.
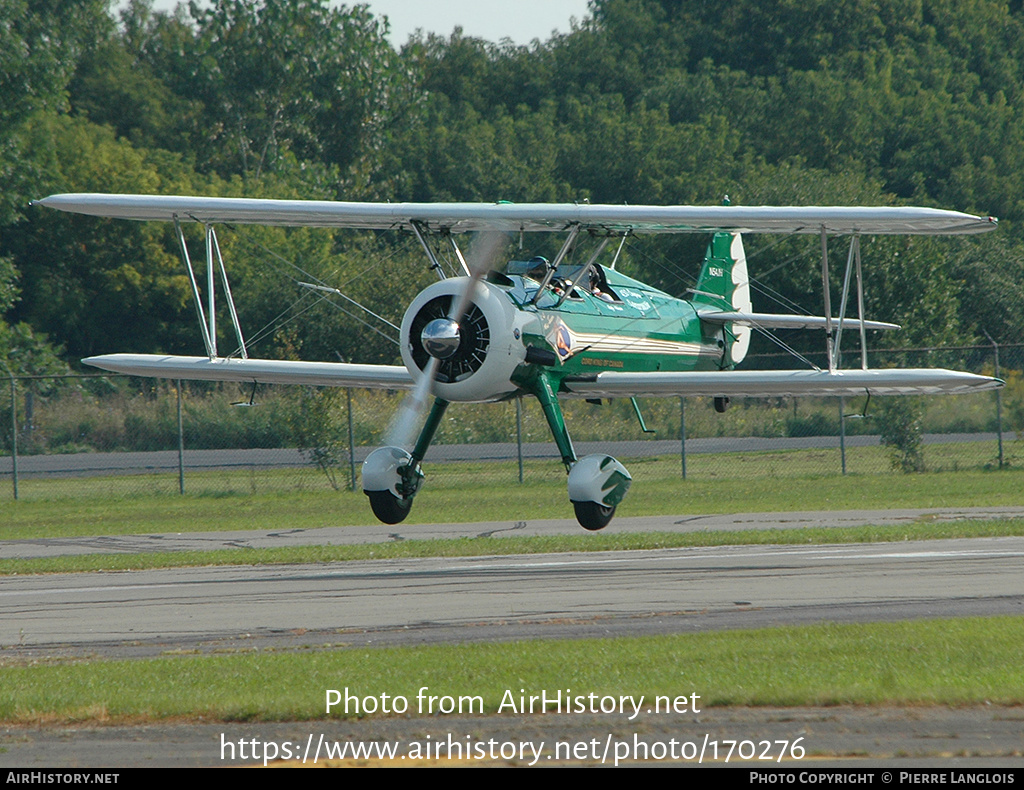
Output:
[[2, 446, 1022, 540], [3, 618, 1022, 723], [2, 447, 1022, 727]]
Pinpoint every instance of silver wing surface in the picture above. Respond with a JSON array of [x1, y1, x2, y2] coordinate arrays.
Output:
[[35, 194, 997, 235], [82, 354, 414, 389], [83, 354, 1001, 398], [563, 369, 1002, 398]]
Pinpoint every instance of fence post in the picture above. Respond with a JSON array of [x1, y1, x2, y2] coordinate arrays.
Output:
[[839, 397, 847, 475], [680, 397, 687, 480], [515, 396, 524, 483], [176, 380, 185, 494], [347, 388, 357, 492], [983, 331, 1004, 469], [4, 365, 17, 500]]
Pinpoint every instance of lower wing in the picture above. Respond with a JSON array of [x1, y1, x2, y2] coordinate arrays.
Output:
[[83, 354, 1001, 398], [82, 354, 414, 389], [562, 368, 1002, 398]]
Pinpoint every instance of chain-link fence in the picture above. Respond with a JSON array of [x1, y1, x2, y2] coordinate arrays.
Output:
[[1, 344, 1021, 504]]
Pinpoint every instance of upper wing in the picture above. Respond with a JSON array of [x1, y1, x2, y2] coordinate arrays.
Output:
[[35, 194, 998, 235], [83, 354, 414, 389], [562, 368, 1003, 398]]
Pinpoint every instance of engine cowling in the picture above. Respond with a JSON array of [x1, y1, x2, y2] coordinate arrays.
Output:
[[400, 278, 528, 402]]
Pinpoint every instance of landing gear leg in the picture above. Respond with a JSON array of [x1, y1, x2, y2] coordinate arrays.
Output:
[[362, 398, 450, 524], [531, 371, 577, 471], [410, 397, 450, 468], [528, 371, 631, 530]]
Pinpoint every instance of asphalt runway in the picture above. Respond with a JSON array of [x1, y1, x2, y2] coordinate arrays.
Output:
[[5, 505, 1024, 560], [3, 530, 1023, 657]]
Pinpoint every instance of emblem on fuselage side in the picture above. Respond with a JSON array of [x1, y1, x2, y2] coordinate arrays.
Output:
[[554, 322, 572, 360]]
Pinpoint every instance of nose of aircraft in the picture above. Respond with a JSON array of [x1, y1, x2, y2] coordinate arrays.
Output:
[[421, 316, 461, 359]]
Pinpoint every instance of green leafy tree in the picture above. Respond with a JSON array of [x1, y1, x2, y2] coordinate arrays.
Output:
[[135, 0, 420, 191], [69, 1, 199, 154], [5, 0, 1024, 379], [0, 0, 111, 224], [4, 115, 196, 358]]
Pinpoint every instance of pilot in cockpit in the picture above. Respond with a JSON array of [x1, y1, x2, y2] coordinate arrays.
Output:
[[588, 265, 618, 302], [526, 255, 566, 296], [589, 268, 615, 302], [525, 255, 549, 281]]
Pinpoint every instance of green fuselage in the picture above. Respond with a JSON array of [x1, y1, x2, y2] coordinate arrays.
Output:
[[500, 264, 729, 394]]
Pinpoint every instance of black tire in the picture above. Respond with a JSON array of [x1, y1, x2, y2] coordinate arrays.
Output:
[[366, 490, 413, 524], [573, 501, 615, 531]]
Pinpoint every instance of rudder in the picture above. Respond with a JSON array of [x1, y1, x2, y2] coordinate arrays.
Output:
[[691, 232, 752, 365]]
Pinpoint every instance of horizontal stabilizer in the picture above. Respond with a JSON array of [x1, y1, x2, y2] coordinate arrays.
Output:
[[563, 368, 1002, 399], [697, 311, 900, 331], [82, 354, 414, 389]]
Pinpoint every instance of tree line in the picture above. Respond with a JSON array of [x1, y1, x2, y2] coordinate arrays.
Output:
[[2, 0, 1023, 377]]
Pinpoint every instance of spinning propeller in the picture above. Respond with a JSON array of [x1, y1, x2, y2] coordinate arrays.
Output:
[[363, 231, 508, 524], [386, 231, 507, 450]]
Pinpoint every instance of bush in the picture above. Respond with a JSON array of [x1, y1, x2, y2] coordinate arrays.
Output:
[[877, 398, 925, 473]]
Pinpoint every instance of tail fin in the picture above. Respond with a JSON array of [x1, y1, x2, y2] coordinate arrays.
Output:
[[691, 232, 753, 365]]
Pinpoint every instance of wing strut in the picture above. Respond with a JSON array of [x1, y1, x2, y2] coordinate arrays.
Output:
[[208, 224, 248, 359], [820, 227, 835, 373], [443, 230, 473, 277], [855, 239, 868, 370], [827, 235, 869, 371], [174, 216, 214, 359], [171, 217, 248, 360], [530, 225, 580, 305], [832, 235, 862, 371], [410, 220, 445, 280], [409, 222, 476, 280]]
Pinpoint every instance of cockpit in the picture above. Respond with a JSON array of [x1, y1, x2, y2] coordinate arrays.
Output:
[[504, 257, 622, 304]]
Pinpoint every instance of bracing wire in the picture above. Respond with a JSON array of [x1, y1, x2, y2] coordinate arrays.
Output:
[[227, 227, 415, 352]]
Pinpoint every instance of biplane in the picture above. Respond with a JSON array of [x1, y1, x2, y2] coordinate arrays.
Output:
[[35, 194, 1002, 529]]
